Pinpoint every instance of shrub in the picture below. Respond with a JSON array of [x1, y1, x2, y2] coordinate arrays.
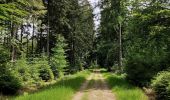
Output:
[[151, 71, 170, 100], [14, 59, 32, 86], [125, 55, 155, 86], [39, 64, 54, 81], [0, 46, 10, 63], [36, 60, 54, 82], [124, 49, 167, 86], [0, 65, 21, 95], [29, 64, 40, 83], [0, 46, 21, 94], [167, 85, 170, 99], [50, 65, 58, 79]]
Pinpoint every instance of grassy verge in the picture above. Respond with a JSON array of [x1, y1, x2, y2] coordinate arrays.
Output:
[[104, 73, 148, 100], [13, 70, 90, 100]]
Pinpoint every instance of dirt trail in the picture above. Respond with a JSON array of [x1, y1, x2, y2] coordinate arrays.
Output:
[[72, 70, 116, 100]]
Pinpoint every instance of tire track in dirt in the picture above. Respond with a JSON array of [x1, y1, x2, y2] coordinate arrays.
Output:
[[72, 70, 116, 100]]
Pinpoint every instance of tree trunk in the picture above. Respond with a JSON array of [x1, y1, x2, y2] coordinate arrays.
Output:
[[32, 18, 35, 56], [27, 32, 29, 56], [40, 23, 43, 53], [11, 21, 15, 62], [47, 2, 50, 60], [20, 25, 23, 50], [11, 23, 18, 62], [118, 23, 122, 68]]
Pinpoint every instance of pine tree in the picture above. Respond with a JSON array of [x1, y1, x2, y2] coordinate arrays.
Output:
[[51, 34, 68, 78]]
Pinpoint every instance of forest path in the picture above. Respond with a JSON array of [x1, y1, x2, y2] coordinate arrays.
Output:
[[72, 70, 116, 100]]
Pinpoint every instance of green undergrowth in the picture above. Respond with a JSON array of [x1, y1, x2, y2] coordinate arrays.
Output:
[[104, 73, 148, 100], [13, 70, 90, 100]]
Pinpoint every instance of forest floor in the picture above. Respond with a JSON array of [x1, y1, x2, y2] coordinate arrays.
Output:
[[72, 70, 116, 100]]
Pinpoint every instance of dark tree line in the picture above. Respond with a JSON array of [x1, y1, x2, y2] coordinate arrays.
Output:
[[0, 0, 95, 95], [97, 0, 170, 99]]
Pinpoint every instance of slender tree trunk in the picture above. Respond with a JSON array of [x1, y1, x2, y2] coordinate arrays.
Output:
[[32, 18, 35, 56], [118, 23, 122, 68], [11, 21, 15, 62], [47, 2, 50, 60], [20, 25, 23, 51], [7, 26, 10, 56], [15, 27, 18, 59], [27, 34, 29, 56], [71, 26, 76, 70], [73, 37, 75, 68], [11, 23, 18, 62], [40, 23, 43, 53]]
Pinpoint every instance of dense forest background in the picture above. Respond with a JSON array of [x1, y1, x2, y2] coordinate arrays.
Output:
[[0, 0, 170, 99], [0, 0, 95, 94]]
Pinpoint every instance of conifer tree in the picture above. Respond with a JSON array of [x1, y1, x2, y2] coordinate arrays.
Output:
[[51, 34, 68, 78]]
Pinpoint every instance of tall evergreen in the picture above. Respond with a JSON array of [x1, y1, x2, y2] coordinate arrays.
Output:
[[97, 0, 126, 71], [48, 0, 95, 71], [51, 34, 68, 78]]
